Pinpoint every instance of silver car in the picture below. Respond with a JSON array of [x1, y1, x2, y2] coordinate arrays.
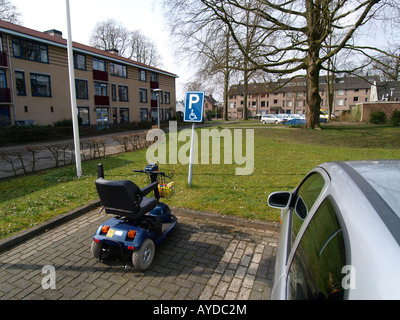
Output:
[[268, 160, 400, 300], [261, 114, 287, 124]]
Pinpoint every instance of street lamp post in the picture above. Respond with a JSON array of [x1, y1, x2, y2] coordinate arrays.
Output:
[[154, 89, 163, 128]]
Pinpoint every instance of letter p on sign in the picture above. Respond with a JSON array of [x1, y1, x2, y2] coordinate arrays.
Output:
[[184, 91, 205, 123], [188, 94, 200, 109]]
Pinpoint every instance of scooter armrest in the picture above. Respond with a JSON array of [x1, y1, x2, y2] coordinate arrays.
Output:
[[140, 181, 158, 197]]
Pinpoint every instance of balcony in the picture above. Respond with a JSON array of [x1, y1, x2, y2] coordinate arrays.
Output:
[[93, 70, 108, 82], [0, 52, 7, 67], [94, 95, 110, 106], [151, 100, 158, 108], [0, 88, 11, 103], [150, 81, 159, 89]]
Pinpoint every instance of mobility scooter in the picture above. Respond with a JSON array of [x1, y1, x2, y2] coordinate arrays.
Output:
[[91, 163, 177, 270]]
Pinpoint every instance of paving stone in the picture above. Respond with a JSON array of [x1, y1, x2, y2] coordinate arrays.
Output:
[[0, 208, 279, 300]]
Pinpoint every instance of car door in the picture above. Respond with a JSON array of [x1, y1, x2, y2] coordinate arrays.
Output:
[[271, 168, 330, 299], [286, 196, 349, 299]]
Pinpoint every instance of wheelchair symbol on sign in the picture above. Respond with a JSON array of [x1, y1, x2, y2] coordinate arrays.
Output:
[[189, 109, 198, 121]]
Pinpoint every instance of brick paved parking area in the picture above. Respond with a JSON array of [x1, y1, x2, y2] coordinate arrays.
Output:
[[0, 209, 279, 300]]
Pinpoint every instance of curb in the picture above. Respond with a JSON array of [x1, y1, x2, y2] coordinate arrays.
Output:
[[0, 201, 280, 254], [173, 207, 280, 233]]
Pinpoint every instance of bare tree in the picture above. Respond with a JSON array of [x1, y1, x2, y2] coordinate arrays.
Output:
[[90, 19, 130, 56], [200, 0, 392, 129], [90, 18, 162, 67], [161, 0, 241, 120], [0, 0, 21, 24], [128, 30, 162, 67], [365, 45, 400, 81]]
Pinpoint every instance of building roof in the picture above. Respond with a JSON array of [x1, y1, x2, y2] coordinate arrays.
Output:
[[228, 75, 380, 96], [376, 81, 400, 101], [205, 94, 218, 105], [0, 19, 178, 78]]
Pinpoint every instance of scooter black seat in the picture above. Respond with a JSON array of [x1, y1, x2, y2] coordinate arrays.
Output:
[[95, 178, 158, 220]]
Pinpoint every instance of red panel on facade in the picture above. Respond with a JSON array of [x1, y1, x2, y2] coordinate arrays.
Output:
[[0, 52, 8, 67], [0, 88, 11, 103], [93, 70, 109, 82], [94, 95, 110, 106], [150, 81, 159, 89], [151, 100, 158, 108]]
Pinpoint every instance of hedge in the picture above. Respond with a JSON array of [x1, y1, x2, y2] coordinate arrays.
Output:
[[0, 121, 152, 146]]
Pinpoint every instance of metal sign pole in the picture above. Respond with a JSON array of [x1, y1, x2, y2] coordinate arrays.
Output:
[[188, 122, 196, 187], [184, 91, 204, 187]]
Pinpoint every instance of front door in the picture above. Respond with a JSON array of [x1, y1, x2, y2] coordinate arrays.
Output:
[[0, 105, 10, 126], [96, 108, 109, 130]]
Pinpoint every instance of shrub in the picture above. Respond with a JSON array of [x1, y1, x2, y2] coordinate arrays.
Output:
[[369, 109, 387, 124], [390, 109, 400, 125], [53, 119, 73, 127]]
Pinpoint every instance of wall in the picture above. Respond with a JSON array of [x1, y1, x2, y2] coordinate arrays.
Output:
[[354, 102, 400, 122]]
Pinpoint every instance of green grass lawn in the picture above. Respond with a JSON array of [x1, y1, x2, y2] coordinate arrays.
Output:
[[0, 122, 399, 240]]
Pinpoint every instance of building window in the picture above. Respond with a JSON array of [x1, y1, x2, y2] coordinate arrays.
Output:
[[119, 85, 129, 101], [78, 107, 90, 125], [75, 79, 88, 99], [353, 96, 359, 102], [337, 98, 344, 106], [15, 71, 26, 96], [74, 53, 86, 70], [140, 88, 148, 103], [139, 69, 147, 82], [30, 73, 51, 97], [120, 107, 129, 123], [111, 84, 117, 101], [164, 92, 171, 104], [140, 108, 148, 120], [0, 70, 6, 89], [13, 38, 48, 63], [110, 62, 127, 78], [112, 107, 118, 124], [151, 72, 158, 82], [94, 82, 107, 96], [93, 58, 106, 72]]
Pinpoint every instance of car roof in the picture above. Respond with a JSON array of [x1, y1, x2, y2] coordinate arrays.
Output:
[[345, 160, 400, 216], [318, 160, 400, 299]]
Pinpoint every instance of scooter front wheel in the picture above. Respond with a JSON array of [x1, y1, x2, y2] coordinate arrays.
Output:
[[132, 238, 155, 270]]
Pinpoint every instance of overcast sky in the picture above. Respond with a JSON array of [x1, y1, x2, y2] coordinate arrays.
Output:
[[11, 0, 190, 100]]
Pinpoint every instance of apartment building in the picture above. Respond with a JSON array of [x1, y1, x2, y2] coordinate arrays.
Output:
[[227, 75, 378, 119], [0, 20, 177, 128]]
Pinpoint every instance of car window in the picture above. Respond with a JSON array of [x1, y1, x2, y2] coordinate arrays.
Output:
[[287, 198, 347, 300], [291, 173, 325, 246]]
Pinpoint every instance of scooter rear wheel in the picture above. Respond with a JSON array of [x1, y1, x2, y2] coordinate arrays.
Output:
[[91, 240, 109, 261], [132, 238, 155, 270]]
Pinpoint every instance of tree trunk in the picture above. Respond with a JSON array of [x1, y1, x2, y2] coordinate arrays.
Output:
[[243, 55, 249, 120], [304, 0, 323, 129], [305, 62, 322, 129]]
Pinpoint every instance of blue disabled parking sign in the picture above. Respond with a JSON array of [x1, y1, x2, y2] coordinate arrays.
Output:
[[184, 91, 205, 123]]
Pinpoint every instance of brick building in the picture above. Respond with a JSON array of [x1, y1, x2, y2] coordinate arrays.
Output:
[[0, 20, 177, 128], [227, 75, 379, 120]]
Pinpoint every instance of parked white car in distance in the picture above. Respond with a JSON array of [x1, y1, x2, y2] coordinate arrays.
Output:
[[261, 114, 289, 124]]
